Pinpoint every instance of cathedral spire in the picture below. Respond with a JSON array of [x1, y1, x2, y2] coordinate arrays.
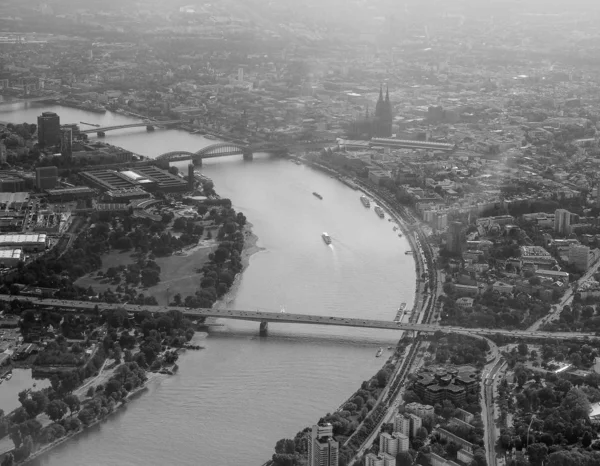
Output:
[[378, 84, 383, 102], [385, 84, 390, 102]]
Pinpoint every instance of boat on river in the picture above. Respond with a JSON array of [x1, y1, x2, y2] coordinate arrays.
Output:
[[322, 232, 332, 245], [405, 250, 413, 255], [360, 195, 370, 207], [376, 348, 383, 357], [374, 206, 384, 218], [313, 192, 323, 200]]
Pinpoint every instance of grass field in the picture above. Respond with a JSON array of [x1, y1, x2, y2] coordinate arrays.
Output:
[[74, 244, 216, 305]]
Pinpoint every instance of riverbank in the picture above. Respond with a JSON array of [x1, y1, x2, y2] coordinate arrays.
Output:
[[19, 373, 162, 466], [214, 221, 263, 313]]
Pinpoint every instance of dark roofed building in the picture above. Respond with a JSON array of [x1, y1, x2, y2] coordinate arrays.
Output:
[[414, 366, 479, 404]]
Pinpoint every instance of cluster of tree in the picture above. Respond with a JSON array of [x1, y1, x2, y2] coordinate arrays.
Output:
[[100, 308, 193, 370], [504, 340, 599, 372], [544, 301, 600, 334], [33, 339, 87, 367], [500, 371, 600, 462], [179, 206, 247, 308], [440, 288, 552, 330], [429, 332, 489, 368], [110, 218, 201, 256], [104, 257, 162, 288]]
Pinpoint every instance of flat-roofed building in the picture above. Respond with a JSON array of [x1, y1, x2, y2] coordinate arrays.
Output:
[[46, 187, 96, 202], [365, 453, 396, 466], [0, 248, 23, 267], [0, 234, 47, 251]]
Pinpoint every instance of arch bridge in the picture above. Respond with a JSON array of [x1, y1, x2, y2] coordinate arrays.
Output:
[[156, 142, 253, 165]]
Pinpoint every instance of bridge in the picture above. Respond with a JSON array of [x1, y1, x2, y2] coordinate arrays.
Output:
[[156, 142, 254, 165], [80, 120, 184, 136], [3, 295, 596, 342]]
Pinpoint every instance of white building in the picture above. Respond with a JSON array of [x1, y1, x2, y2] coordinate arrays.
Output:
[[365, 453, 396, 466], [308, 424, 339, 466], [0, 248, 23, 267], [0, 234, 47, 252], [394, 413, 411, 437]]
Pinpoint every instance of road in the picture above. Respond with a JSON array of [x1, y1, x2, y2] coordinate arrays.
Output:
[[4, 295, 597, 341], [528, 256, 600, 331], [481, 358, 506, 466]]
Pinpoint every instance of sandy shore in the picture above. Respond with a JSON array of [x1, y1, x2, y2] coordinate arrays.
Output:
[[213, 221, 264, 311]]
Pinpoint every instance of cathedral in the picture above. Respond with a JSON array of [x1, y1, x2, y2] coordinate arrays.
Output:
[[347, 85, 394, 140], [373, 85, 393, 138]]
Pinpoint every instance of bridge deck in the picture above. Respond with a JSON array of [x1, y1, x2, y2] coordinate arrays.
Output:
[[1, 296, 594, 341]]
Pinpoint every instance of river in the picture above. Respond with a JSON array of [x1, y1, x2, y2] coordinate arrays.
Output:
[[0, 104, 416, 466]]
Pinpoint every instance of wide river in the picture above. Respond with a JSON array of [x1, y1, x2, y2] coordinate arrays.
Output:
[[0, 103, 416, 466]]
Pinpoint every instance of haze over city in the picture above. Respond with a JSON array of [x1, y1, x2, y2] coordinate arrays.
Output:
[[0, 1, 598, 466]]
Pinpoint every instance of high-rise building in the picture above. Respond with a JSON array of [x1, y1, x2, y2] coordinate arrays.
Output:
[[308, 423, 339, 466], [238, 66, 244, 82], [37, 112, 61, 147], [35, 166, 58, 190], [407, 413, 422, 437], [0, 142, 6, 164], [365, 452, 396, 466], [188, 164, 195, 191], [554, 209, 571, 235], [446, 221, 464, 254], [569, 244, 590, 272], [380, 432, 409, 456], [60, 128, 72, 158], [394, 413, 411, 437]]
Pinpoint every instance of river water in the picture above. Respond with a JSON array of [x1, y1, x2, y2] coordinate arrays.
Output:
[[0, 104, 416, 466]]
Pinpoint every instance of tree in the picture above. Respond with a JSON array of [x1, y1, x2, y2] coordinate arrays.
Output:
[[376, 369, 390, 387], [396, 452, 413, 466], [77, 408, 95, 425], [1, 453, 14, 466], [45, 400, 68, 422], [416, 426, 428, 441], [275, 438, 296, 454], [527, 443, 548, 466], [64, 394, 81, 416], [561, 388, 591, 420]]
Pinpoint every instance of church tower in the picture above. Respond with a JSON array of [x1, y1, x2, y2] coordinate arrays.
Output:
[[373, 84, 393, 138]]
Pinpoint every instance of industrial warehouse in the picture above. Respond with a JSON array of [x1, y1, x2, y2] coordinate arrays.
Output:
[[80, 166, 188, 193]]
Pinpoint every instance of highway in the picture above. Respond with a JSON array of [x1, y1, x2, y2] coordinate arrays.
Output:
[[79, 120, 183, 134], [2, 295, 597, 341]]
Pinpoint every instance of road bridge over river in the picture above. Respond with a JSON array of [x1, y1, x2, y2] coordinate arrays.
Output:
[[1, 295, 595, 341], [80, 120, 184, 135]]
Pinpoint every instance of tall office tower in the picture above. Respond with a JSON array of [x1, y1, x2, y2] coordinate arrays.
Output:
[[446, 221, 464, 254], [0, 141, 6, 164], [60, 128, 72, 158], [308, 423, 339, 466], [188, 164, 195, 191], [554, 209, 571, 235], [238, 66, 244, 82], [37, 112, 61, 147]]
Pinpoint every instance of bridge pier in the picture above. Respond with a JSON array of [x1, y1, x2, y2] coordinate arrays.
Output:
[[192, 156, 203, 166], [146, 125, 155, 132], [97, 131, 105, 137], [259, 321, 268, 336], [243, 149, 253, 161]]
